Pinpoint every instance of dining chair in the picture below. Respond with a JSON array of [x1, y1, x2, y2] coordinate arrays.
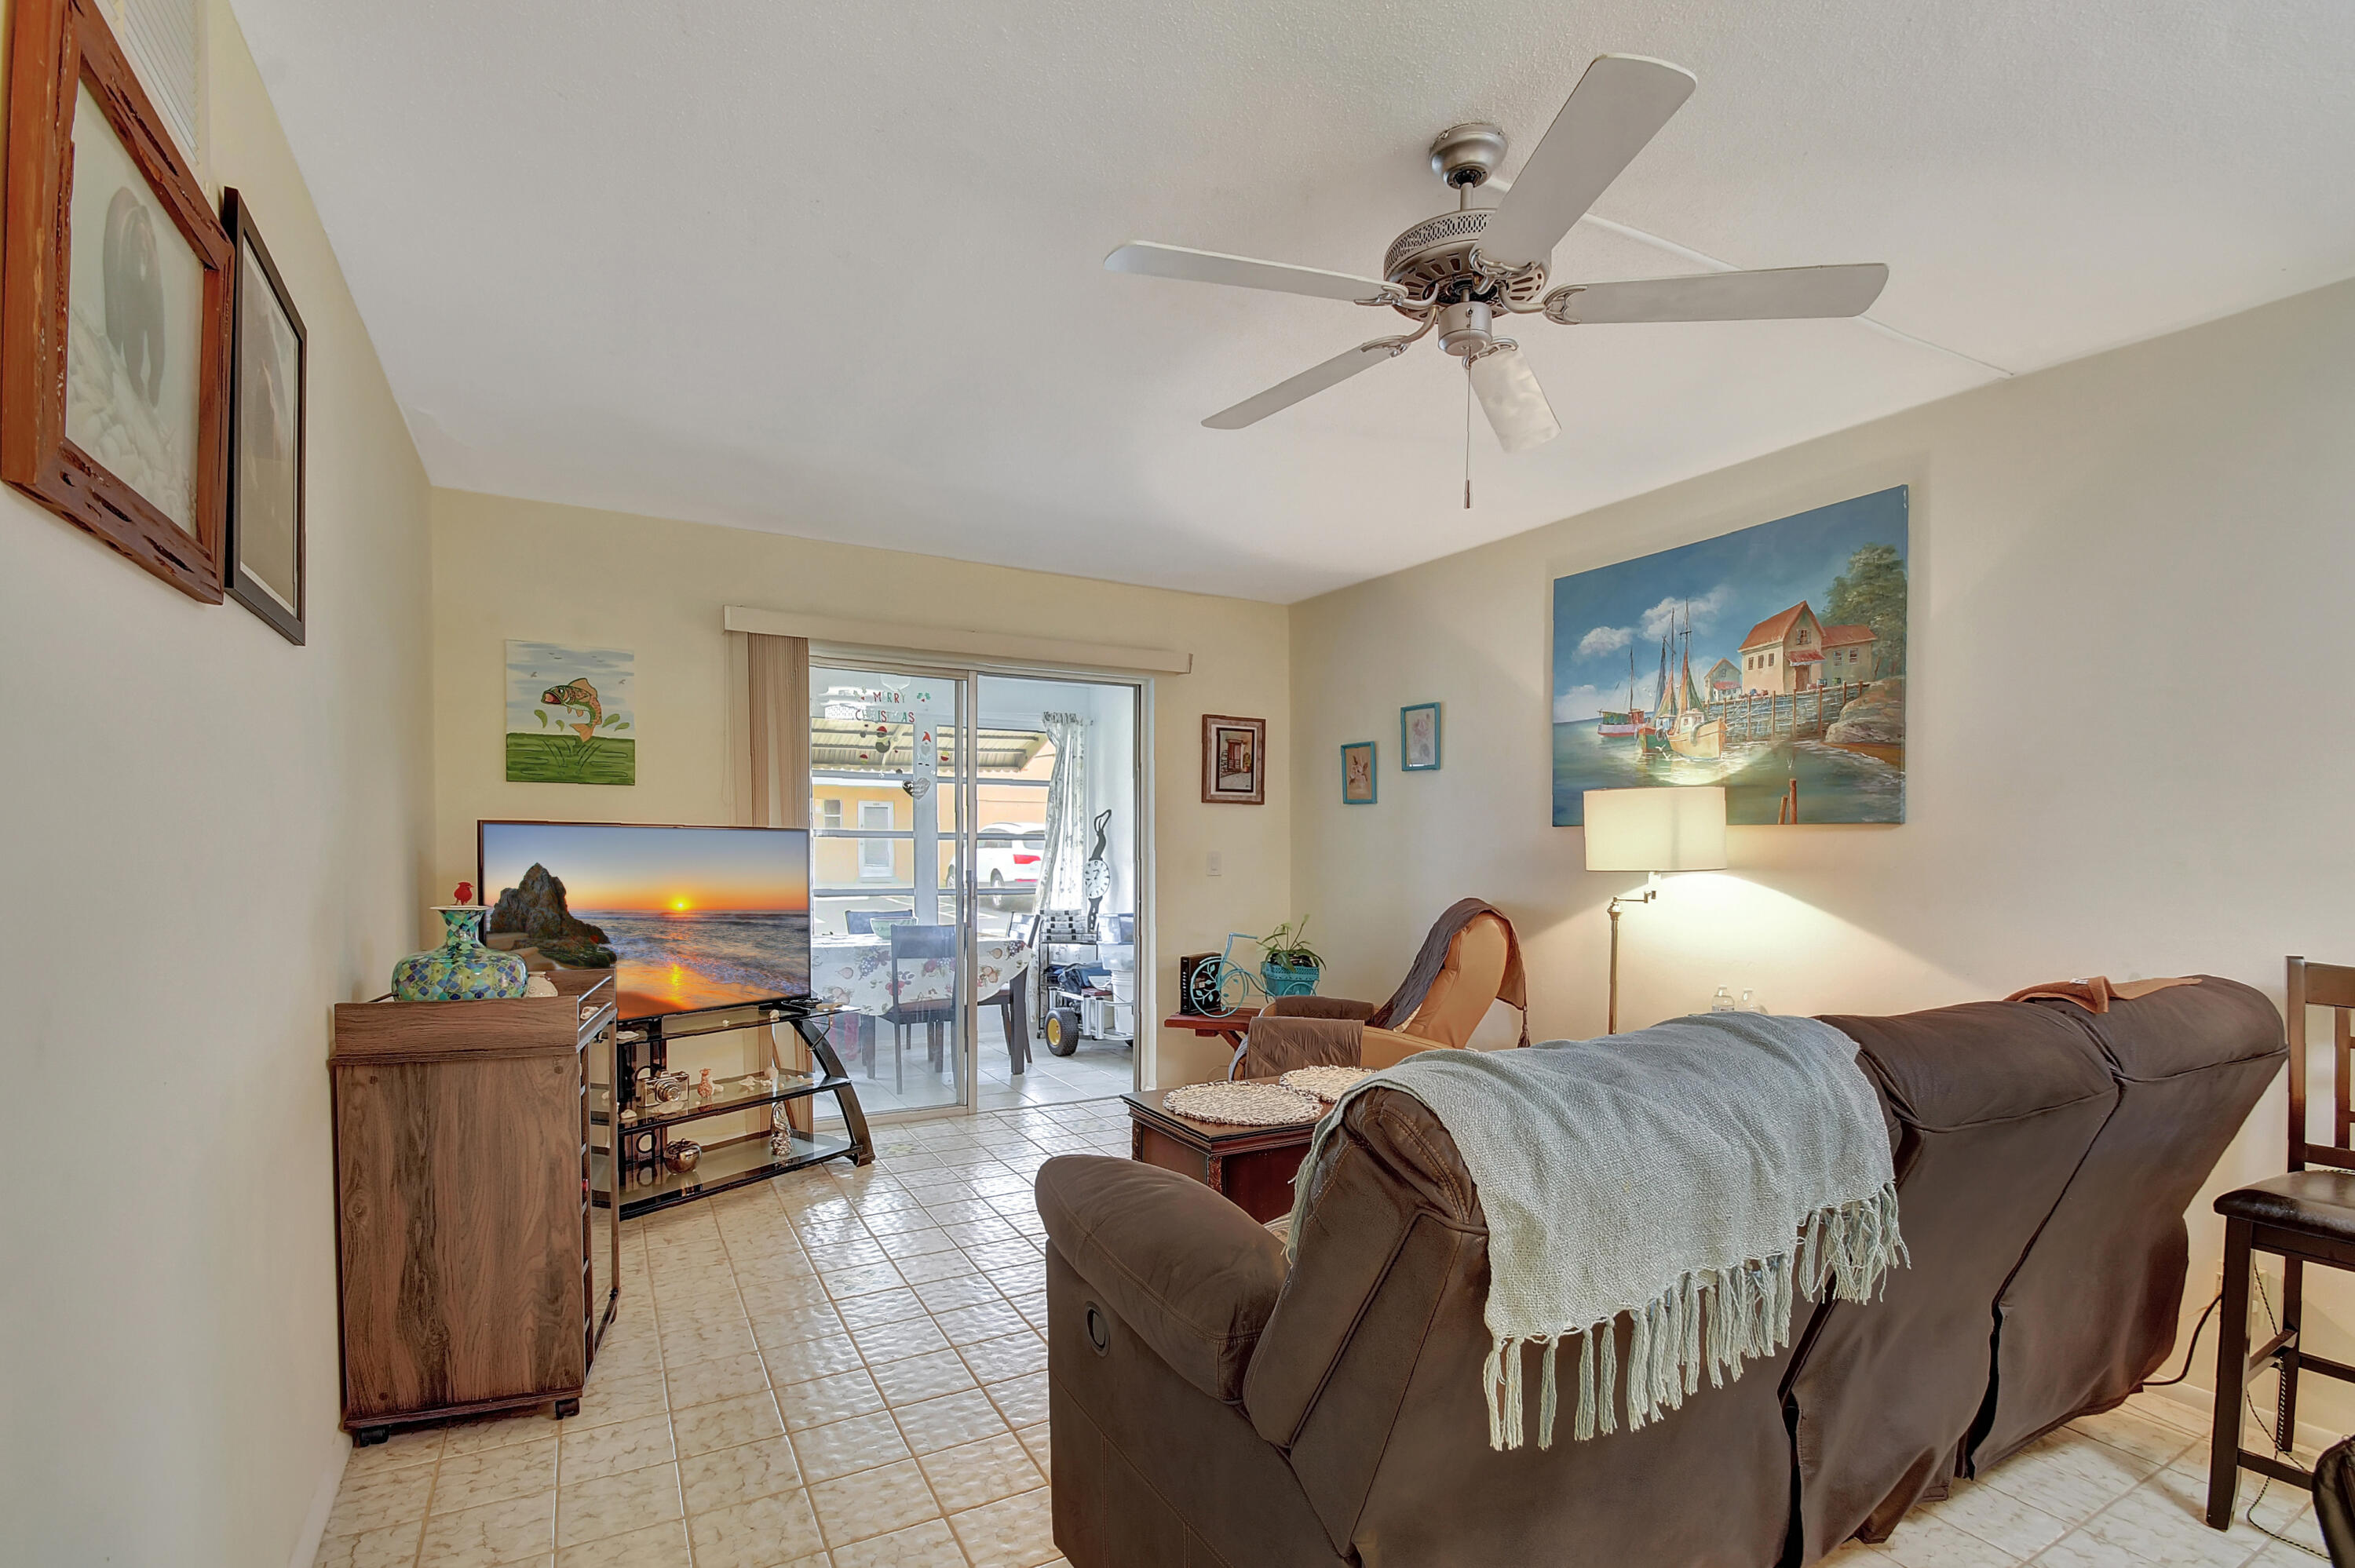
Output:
[[2207, 955, 2352, 1527], [885, 923, 958, 1098], [981, 915, 1037, 1078]]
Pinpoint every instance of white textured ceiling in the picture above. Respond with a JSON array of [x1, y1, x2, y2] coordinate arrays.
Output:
[[228, 1, 2355, 602]]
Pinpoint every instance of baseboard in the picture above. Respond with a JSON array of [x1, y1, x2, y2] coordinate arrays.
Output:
[[2146, 1379, 2343, 1461], [287, 1435, 350, 1568]]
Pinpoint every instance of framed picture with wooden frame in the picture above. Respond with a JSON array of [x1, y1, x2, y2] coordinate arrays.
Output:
[[2, 0, 233, 603], [221, 189, 307, 643], [1200, 714, 1265, 805]]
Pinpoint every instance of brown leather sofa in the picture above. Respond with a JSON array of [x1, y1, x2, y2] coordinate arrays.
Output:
[[1035, 981, 2284, 1567]]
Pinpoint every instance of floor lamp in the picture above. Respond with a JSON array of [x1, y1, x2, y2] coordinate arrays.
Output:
[[1584, 786, 1728, 1034]]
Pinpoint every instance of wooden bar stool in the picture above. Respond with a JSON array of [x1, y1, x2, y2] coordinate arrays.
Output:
[[2207, 956, 2354, 1527]]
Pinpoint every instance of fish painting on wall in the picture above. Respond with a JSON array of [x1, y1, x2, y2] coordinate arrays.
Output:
[[1550, 487, 1908, 826], [506, 640, 636, 785]]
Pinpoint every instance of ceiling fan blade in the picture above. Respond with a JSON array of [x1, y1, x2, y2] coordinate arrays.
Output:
[[1550, 264, 1890, 324], [1203, 341, 1400, 429], [1467, 346, 1561, 454], [1480, 55, 1696, 269], [1107, 242, 1390, 304]]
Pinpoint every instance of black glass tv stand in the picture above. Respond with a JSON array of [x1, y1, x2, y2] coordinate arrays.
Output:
[[593, 994, 874, 1220]]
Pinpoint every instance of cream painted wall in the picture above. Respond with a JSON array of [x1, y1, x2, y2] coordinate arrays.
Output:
[[1288, 275, 2355, 1420], [429, 488, 1291, 1089], [0, 3, 433, 1564]]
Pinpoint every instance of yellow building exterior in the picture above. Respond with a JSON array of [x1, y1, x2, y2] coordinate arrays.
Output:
[[810, 731, 1055, 899]]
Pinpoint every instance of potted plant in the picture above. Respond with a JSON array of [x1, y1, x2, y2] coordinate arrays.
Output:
[[1258, 917, 1324, 997]]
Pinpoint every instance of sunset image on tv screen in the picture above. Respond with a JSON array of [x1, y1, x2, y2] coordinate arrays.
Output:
[[479, 822, 811, 1019]]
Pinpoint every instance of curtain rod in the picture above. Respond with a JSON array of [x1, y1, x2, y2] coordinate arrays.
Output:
[[725, 606, 1192, 675]]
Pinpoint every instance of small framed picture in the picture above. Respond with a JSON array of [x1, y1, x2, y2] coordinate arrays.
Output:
[[1201, 715, 1265, 805], [1341, 742, 1378, 805], [1400, 702, 1441, 771], [222, 190, 306, 644]]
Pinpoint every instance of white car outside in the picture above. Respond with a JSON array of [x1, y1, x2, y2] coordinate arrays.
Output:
[[974, 822, 1042, 900]]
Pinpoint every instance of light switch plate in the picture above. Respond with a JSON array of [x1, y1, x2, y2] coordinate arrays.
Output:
[[1207, 850, 1223, 877]]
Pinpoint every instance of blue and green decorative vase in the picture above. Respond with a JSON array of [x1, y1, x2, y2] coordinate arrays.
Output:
[[392, 907, 530, 1002]]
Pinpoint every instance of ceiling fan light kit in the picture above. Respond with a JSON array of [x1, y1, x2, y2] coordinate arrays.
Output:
[[1467, 345, 1561, 454], [1105, 53, 1890, 469]]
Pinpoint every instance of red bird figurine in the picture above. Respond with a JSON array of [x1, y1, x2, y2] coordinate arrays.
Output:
[[454, 881, 475, 905]]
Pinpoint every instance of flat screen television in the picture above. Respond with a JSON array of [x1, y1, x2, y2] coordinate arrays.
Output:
[[477, 820, 811, 1022]]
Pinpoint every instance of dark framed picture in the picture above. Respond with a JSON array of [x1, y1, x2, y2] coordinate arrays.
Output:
[[1201, 714, 1265, 805], [2, 0, 232, 602], [221, 190, 306, 644], [1400, 702, 1441, 771], [1341, 742, 1378, 804]]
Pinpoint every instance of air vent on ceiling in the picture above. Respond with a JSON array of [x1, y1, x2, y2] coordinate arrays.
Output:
[[108, 0, 200, 166]]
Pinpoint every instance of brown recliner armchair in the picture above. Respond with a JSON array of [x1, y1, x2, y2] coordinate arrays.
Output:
[[1232, 899, 1525, 1080]]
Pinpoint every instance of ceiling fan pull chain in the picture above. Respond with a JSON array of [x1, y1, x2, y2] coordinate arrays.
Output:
[[1463, 370, 1473, 509]]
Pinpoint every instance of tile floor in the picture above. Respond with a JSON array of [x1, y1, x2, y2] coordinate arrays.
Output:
[[318, 1094, 2329, 1567], [1820, 1392, 2328, 1568], [811, 1013, 1135, 1122], [316, 1099, 1123, 1567], [971, 1039, 1134, 1114]]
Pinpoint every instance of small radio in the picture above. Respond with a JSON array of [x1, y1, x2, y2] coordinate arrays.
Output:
[[1177, 954, 1225, 1016]]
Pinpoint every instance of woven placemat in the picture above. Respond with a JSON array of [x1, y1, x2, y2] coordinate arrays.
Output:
[[1163, 1080, 1324, 1126], [1280, 1066, 1373, 1103]]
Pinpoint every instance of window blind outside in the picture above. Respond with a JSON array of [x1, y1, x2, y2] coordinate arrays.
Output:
[[112, 0, 200, 165]]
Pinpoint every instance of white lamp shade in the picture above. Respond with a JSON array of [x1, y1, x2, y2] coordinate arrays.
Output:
[[1583, 786, 1728, 873], [1467, 346, 1562, 454]]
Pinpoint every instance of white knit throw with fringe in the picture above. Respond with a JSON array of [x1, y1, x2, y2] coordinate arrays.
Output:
[[1285, 1012, 1907, 1451]]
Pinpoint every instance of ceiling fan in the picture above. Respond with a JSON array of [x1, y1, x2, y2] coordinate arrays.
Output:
[[1104, 54, 1889, 458]]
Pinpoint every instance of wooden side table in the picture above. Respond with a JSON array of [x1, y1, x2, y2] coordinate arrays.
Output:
[[1124, 1088, 1317, 1223], [1160, 1007, 1261, 1080]]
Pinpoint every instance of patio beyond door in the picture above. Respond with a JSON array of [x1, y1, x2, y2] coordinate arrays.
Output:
[[809, 663, 972, 1116], [806, 662, 1141, 1121]]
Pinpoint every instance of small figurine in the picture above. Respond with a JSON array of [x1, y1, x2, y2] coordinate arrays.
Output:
[[453, 881, 474, 905], [696, 1068, 715, 1100]]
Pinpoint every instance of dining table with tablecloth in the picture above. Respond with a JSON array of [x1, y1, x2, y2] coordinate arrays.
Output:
[[808, 931, 1038, 1076]]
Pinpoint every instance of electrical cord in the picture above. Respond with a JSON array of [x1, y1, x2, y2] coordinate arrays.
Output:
[[2240, 1271, 2328, 1559], [2138, 1280, 2327, 1555], [2145, 1290, 2222, 1386]]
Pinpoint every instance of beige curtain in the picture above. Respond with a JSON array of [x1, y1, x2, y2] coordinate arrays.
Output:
[[744, 633, 812, 830], [742, 633, 816, 1129]]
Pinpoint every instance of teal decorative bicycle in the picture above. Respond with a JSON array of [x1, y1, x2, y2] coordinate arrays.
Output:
[[1185, 920, 1324, 1018]]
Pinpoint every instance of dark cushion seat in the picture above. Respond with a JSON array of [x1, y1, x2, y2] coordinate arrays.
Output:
[[2216, 1170, 2355, 1242]]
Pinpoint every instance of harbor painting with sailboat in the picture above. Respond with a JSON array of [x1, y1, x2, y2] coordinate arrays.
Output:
[[1551, 487, 1908, 826]]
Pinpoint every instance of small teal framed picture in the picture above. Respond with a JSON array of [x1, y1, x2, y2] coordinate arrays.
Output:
[[1341, 742, 1378, 804], [1400, 702, 1441, 771]]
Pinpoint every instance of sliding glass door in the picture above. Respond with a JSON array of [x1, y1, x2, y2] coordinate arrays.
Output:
[[808, 662, 973, 1116], [974, 676, 1140, 1109], [805, 660, 1142, 1122]]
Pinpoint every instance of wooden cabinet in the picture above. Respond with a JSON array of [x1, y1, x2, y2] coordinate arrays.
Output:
[[330, 971, 619, 1439]]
